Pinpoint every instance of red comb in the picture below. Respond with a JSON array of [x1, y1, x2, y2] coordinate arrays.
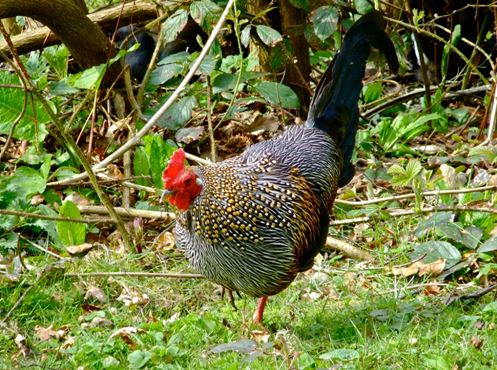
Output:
[[162, 149, 186, 187]]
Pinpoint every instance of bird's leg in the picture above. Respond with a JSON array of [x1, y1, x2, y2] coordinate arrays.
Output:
[[252, 296, 268, 324], [221, 287, 238, 310]]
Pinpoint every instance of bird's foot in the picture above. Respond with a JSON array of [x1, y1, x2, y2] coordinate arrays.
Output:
[[252, 296, 268, 324], [221, 287, 240, 311]]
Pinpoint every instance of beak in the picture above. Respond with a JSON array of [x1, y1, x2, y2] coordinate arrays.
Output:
[[160, 189, 174, 203]]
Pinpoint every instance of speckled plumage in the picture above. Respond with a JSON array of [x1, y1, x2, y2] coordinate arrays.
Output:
[[166, 12, 399, 311], [175, 126, 341, 297]]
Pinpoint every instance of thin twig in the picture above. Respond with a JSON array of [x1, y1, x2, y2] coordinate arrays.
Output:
[[479, 73, 497, 146], [330, 205, 497, 226], [387, 16, 489, 85], [335, 185, 497, 206], [0, 209, 113, 224], [47, 0, 236, 187], [65, 271, 203, 279], [78, 205, 175, 221], [206, 76, 217, 162], [21, 237, 63, 259]]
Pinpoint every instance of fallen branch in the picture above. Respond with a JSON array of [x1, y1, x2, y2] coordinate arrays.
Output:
[[65, 271, 203, 279], [0, 0, 158, 58], [330, 205, 497, 226], [336, 185, 497, 206], [324, 236, 373, 261], [78, 205, 175, 221]]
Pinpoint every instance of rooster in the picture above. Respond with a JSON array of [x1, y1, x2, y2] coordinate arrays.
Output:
[[162, 11, 399, 323]]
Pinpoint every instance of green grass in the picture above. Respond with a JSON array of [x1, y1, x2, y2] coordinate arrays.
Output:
[[1, 248, 497, 370]]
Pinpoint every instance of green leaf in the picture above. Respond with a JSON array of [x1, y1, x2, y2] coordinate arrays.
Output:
[[253, 81, 300, 109], [319, 348, 359, 361], [477, 237, 497, 253], [289, 0, 309, 11], [483, 301, 497, 313], [409, 241, 462, 268], [31, 205, 63, 248], [197, 54, 217, 75], [241, 25, 252, 48], [6, 166, 46, 199], [150, 62, 184, 85], [152, 95, 197, 130], [56, 200, 86, 246], [128, 350, 152, 369], [162, 9, 188, 43], [43, 45, 69, 79], [102, 356, 120, 369], [150, 139, 165, 189], [354, 0, 373, 14], [190, 0, 221, 28], [363, 81, 383, 103], [0, 71, 50, 142], [133, 147, 150, 186], [255, 25, 283, 47], [310, 6, 338, 42]]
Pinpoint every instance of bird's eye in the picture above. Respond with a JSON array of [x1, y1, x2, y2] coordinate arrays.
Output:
[[184, 178, 192, 185]]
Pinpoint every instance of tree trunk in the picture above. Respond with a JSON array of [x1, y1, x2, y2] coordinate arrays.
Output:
[[0, 0, 156, 85], [280, 0, 311, 116]]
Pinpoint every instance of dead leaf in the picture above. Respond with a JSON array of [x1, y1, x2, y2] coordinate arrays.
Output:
[[117, 288, 150, 307], [109, 326, 144, 347], [175, 126, 205, 144], [423, 284, 441, 296], [14, 334, 31, 357], [392, 258, 446, 277], [155, 231, 175, 252], [246, 115, 280, 135], [471, 335, 483, 350], [62, 336, 75, 349], [67, 243, 94, 256], [84, 285, 108, 304], [34, 325, 68, 341], [89, 317, 113, 328]]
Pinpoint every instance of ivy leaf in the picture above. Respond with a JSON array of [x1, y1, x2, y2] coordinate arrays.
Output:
[[56, 201, 86, 247], [310, 6, 338, 42], [252, 81, 300, 109], [256, 25, 283, 47]]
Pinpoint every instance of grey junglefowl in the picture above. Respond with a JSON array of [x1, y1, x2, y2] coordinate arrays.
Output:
[[162, 11, 399, 323]]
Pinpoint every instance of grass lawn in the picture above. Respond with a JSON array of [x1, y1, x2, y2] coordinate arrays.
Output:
[[1, 246, 496, 369]]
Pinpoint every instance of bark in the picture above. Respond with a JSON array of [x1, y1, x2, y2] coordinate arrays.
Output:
[[280, 0, 311, 116], [0, 0, 157, 84]]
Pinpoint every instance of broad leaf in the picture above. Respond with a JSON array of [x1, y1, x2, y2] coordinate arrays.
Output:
[[256, 25, 283, 47], [409, 241, 461, 268], [253, 81, 300, 109], [310, 6, 338, 42], [162, 9, 188, 43], [56, 200, 86, 247]]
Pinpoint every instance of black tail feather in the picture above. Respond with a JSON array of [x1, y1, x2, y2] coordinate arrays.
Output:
[[306, 11, 399, 187]]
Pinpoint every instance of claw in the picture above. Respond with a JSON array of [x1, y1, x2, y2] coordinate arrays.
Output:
[[221, 287, 239, 310]]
